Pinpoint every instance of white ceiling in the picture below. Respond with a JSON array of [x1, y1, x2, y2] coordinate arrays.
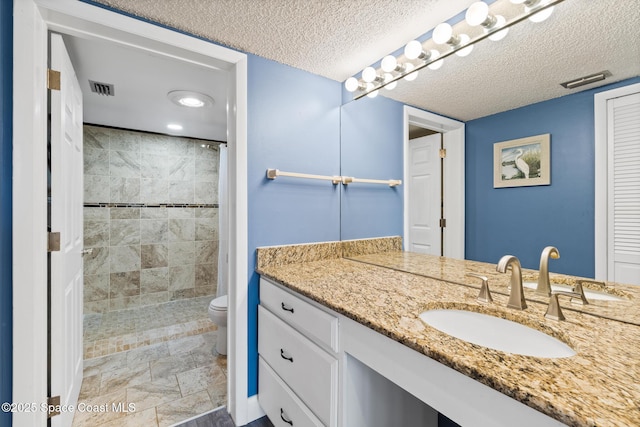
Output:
[[80, 0, 639, 132], [64, 35, 229, 141]]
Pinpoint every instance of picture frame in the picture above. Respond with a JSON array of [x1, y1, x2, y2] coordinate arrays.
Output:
[[493, 134, 551, 188]]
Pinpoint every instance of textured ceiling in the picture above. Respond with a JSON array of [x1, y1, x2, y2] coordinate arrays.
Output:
[[90, 0, 640, 121], [91, 0, 475, 82]]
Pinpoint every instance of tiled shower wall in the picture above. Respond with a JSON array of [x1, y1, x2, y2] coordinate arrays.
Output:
[[82, 125, 220, 313]]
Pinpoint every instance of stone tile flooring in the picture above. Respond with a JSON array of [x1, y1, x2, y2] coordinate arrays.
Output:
[[74, 296, 224, 426], [83, 296, 216, 359]]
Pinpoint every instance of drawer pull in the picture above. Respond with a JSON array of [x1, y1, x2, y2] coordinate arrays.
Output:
[[281, 302, 295, 313], [280, 408, 293, 426], [280, 348, 294, 363]]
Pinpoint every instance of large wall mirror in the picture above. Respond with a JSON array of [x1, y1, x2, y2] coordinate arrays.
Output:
[[339, 0, 640, 280]]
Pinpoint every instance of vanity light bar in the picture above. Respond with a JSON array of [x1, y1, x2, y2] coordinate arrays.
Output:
[[347, 0, 566, 100], [266, 169, 401, 187]]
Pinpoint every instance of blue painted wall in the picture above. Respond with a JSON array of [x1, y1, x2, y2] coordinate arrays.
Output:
[[465, 77, 640, 277], [340, 96, 405, 240], [247, 54, 341, 394], [0, 1, 12, 426]]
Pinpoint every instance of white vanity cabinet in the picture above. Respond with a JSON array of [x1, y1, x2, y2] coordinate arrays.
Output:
[[258, 278, 339, 427], [258, 276, 563, 427]]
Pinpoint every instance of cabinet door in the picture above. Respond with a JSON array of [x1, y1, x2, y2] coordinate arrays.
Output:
[[258, 306, 337, 426], [259, 357, 324, 427]]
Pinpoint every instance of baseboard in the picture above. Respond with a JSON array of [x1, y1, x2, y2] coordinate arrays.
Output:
[[247, 394, 266, 423]]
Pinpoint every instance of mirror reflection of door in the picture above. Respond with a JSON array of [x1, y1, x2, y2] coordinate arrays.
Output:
[[407, 132, 442, 255], [607, 91, 640, 285]]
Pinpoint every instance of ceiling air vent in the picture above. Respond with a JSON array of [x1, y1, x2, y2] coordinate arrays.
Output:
[[560, 71, 611, 90], [89, 80, 115, 96]]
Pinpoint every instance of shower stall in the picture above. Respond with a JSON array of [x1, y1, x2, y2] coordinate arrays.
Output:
[[82, 123, 226, 360]]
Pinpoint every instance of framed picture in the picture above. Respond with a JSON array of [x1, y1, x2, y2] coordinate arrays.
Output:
[[493, 134, 550, 188]]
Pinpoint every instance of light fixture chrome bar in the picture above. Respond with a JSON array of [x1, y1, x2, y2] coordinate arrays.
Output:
[[266, 169, 341, 185], [560, 71, 611, 89], [353, 0, 566, 100]]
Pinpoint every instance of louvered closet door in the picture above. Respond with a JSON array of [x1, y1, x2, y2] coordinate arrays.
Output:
[[608, 92, 640, 285]]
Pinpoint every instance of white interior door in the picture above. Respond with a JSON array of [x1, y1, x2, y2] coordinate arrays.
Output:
[[407, 134, 441, 255], [50, 32, 84, 426], [607, 92, 640, 285]]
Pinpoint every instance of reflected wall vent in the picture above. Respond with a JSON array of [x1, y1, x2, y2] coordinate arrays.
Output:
[[89, 80, 115, 96], [560, 71, 611, 89]]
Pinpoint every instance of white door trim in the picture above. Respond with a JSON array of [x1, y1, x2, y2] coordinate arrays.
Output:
[[594, 82, 640, 281], [403, 106, 465, 259], [13, 1, 251, 425]]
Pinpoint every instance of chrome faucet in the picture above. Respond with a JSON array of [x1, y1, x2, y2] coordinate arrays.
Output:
[[537, 246, 560, 296], [496, 255, 527, 310]]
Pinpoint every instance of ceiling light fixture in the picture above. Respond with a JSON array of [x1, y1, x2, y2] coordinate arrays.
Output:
[[167, 123, 183, 131], [345, 0, 564, 99], [167, 90, 214, 108]]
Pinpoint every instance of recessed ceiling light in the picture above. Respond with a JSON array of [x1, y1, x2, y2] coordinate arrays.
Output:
[[167, 90, 214, 108], [167, 123, 183, 131]]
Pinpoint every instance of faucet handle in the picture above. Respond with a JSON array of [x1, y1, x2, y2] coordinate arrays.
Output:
[[545, 290, 582, 321], [467, 273, 493, 304], [570, 282, 590, 305]]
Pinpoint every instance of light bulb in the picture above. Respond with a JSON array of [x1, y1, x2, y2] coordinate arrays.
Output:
[[345, 77, 361, 93], [433, 23, 454, 45], [362, 67, 379, 83], [365, 83, 379, 98], [178, 97, 205, 107], [381, 56, 400, 73], [466, 2, 490, 27], [383, 73, 397, 90], [528, 5, 554, 22], [427, 50, 443, 70], [488, 16, 509, 41], [403, 63, 419, 81], [404, 40, 424, 60], [455, 34, 474, 57]]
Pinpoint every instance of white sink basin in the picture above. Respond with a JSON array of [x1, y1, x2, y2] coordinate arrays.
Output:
[[522, 282, 624, 301], [420, 309, 576, 358]]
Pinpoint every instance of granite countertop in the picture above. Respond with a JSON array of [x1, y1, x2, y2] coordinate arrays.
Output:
[[256, 244, 640, 427]]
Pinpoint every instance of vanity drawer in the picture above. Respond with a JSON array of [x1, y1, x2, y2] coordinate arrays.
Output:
[[260, 277, 339, 352], [259, 357, 324, 427], [258, 306, 337, 426]]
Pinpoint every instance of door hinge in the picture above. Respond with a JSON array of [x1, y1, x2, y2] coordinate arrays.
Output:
[[47, 396, 61, 418], [47, 69, 61, 91], [439, 148, 447, 158], [48, 232, 61, 252], [439, 218, 447, 228]]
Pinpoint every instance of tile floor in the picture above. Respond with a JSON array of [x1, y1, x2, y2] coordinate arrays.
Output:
[[83, 296, 216, 359], [74, 297, 225, 426]]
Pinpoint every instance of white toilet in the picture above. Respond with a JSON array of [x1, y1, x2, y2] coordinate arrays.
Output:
[[208, 295, 228, 355]]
